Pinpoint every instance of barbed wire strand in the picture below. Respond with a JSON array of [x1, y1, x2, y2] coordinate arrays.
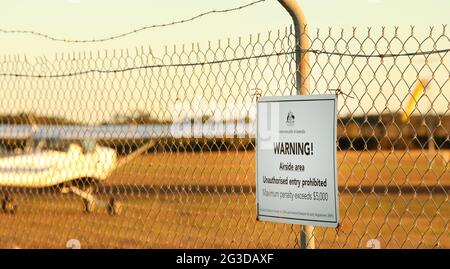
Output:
[[0, 47, 448, 78], [0, 0, 266, 43], [309, 48, 450, 58]]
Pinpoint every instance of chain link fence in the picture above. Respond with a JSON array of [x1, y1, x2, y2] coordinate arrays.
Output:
[[0, 25, 448, 248]]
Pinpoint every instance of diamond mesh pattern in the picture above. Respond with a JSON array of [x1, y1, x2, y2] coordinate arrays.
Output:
[[0, 25, 448, 248]]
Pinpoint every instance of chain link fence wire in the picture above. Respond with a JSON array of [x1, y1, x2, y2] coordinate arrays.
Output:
[[0, 25, 448, 249]]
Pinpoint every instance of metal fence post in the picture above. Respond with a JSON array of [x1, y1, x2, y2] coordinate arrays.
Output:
[[277, 0, 314, 249]]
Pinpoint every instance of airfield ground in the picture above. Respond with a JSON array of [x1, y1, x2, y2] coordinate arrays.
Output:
[[107, 149, 449, 188], [0, 150, 448, 248]]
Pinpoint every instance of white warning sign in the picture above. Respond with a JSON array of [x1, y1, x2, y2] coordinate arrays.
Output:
[[256, 94, 339, 227]]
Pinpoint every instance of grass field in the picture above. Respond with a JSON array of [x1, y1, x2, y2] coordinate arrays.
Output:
[[0, 150, 448, 248], [108, 149, 449, 188], [0, 192, 447, 248]]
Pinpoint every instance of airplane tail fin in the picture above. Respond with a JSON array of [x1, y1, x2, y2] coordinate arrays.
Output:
[[401, 79, 428, 123]]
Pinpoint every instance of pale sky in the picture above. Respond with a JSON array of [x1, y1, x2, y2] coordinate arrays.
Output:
[[0, 0, 449, 124], [0, 0, 449, 54]]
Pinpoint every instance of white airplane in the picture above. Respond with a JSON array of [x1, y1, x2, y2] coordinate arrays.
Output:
[[0, 129, 121, 215], [0, 119, 256, 215]]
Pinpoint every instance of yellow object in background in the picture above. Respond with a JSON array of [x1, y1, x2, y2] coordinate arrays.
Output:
[[401, 79, 428, 122]]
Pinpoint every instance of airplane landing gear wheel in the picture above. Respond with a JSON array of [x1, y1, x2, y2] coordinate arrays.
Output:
[[2, 195, 17, 214], [83, 198, 96, 213], [80, 183, 96, 213], [107, 196, 122, 216]]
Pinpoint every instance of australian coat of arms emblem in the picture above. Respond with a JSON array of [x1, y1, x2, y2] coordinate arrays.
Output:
[[286, 111, 295, 126]]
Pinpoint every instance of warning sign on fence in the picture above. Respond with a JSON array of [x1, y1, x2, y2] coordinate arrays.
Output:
[[256, 94, 339, 227]]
